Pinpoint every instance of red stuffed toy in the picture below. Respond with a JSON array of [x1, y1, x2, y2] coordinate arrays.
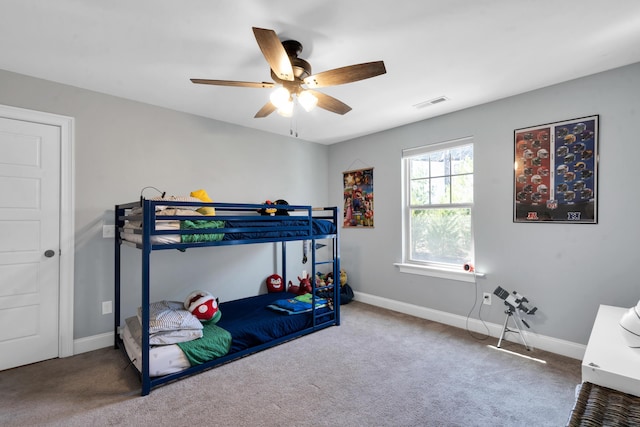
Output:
[[266, 274, 284, 293], [297, 274, 312, 295], [184, 290, 221, 323], [287, 280, 299, 295]]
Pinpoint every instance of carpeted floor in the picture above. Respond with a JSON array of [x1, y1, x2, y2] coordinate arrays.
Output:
[[0, 301, 582, 426]]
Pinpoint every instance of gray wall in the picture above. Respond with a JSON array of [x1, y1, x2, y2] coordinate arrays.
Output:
[[2, 62, 639, 346], [0, 69, 329, 338], [328, 62, 640, 345]]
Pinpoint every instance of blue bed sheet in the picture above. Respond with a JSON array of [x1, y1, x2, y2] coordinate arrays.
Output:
[[222, 219, 335, 241], [216, 292, 331, 354]]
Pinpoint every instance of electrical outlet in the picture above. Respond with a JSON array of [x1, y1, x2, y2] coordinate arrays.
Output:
[[482, 292, 492, 305], [102, 300, 112, 314]]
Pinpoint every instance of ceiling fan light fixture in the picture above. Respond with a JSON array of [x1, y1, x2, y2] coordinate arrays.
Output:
[[298, 90, 318, 112], [270, 87, 291, 109], [276, 100, 294, 117], [191, 27, 386, 119]]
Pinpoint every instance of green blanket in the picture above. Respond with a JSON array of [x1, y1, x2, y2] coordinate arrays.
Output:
[[176, 322, 232, 366], [180, 219, 225, 243]]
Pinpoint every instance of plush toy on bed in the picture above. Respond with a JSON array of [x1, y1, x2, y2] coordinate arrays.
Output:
[[184, 290, 221, 324], [287, 280, 299, 295], [190, 189, 216, 216], [297, 274, 312, 295], [266, 274, 284, 293], [258, 200, 277, 216], [273, 199, 290, 216], [258, 199, 290, 216]]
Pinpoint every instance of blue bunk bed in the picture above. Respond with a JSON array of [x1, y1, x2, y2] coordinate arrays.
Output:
[[114, 199, 340, 396]]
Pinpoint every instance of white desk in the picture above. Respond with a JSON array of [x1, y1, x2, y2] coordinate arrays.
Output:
[[582, 304, 640, 397]]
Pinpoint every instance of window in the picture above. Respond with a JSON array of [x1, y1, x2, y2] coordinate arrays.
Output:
[[402, 137, 474, 271]]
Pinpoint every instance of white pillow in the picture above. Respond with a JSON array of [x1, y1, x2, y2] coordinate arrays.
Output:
[[125, 208, 202, 229], [149, 195, 203, 211], [125, 316, 203, 345], [137, 300, 203, 333]]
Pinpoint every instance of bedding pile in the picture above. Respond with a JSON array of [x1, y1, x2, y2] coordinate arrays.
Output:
[[122, 300, 232, 376], [122, 206, 224, 244], [136, 300, 204, 345]]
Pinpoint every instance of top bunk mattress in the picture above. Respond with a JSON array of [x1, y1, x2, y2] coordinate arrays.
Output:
[[118, 200, 338, 247]]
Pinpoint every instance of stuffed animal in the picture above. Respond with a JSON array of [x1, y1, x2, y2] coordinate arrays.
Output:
[[315, 273, 326, 288], [340, 269, 348, 286], [273, 199, 290, 216], [339, 269, 354, 304], [297, 274, 312, 295], [258, 199, 290, 216], [184, 290, 221, 323], [266, 274, 284, 293], [190, 189, 216, 216], [287, 280, 299, 295], [258, 200, 278, 216]]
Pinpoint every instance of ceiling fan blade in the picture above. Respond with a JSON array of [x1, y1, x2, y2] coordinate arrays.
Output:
[[191, 79, 274, 89], [307, 90, 352, 115], [254, 102, 277, 118], [304, 61, 386, 88], [252, 27, 294, 82]]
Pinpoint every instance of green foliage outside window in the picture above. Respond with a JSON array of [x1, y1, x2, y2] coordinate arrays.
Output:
[[405, 143, 473, 266]]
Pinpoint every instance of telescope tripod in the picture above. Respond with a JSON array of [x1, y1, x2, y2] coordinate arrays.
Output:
[[497, 307, 531, 351]]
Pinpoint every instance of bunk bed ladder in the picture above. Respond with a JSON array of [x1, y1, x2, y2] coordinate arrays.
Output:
[[310, 207, 341, 327]]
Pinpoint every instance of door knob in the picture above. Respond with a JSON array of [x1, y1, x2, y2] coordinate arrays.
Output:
[[44, 249, 56, 258]]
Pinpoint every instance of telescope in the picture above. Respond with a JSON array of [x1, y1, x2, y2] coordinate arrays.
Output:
[[493, 286, 537, 350]]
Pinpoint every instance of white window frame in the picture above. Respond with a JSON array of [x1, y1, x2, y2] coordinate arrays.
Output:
[[396, 136, 479, 282]]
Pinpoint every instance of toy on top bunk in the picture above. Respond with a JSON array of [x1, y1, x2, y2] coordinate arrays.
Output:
[[184, 290, 221, 324], [190, 189, 216, 216], [138, 186, 213, 213], [258, 199, 290, 216]]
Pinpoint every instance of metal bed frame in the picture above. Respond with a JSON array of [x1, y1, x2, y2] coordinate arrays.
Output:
[[114, 199, 340, 395]]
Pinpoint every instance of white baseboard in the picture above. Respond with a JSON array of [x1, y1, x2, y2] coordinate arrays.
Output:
[[353, 291, 586, 360], [73, 331, 114, 355]]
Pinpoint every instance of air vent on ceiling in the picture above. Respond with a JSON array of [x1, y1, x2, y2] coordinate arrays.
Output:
[[413, 96, 449, 109]]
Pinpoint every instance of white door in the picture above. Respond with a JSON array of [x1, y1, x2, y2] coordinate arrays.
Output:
[[0, 117, 61, 370]]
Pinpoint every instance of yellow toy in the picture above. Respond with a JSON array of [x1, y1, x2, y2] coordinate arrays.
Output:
[[190, 189, 216, 216]]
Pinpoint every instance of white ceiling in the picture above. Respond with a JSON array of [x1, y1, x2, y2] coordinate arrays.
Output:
[[2, 1, 640, 144]]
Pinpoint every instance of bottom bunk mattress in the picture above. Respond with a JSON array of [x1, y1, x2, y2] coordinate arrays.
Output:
[[121, 292, 332, 377]]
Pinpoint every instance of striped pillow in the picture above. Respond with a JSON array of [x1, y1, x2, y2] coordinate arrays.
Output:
[[138, 300, 203, 333]]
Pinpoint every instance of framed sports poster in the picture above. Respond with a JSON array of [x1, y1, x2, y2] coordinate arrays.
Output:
[[343, 167, 374, 228], [514, 115, 598, 223]]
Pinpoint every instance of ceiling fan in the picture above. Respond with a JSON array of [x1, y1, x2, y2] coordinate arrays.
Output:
[[191, 27, 386, 118]]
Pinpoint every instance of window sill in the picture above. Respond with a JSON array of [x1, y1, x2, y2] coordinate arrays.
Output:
[[394, 263, 485, 283]]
